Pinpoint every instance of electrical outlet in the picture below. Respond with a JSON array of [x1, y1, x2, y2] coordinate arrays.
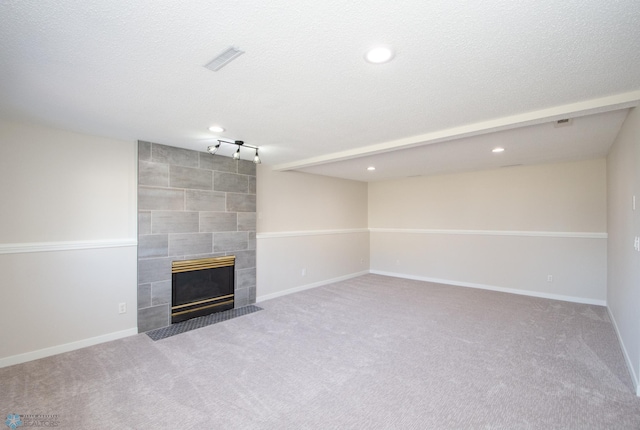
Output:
[[547, 275, 553, 282], [118, 303, 126, 314]]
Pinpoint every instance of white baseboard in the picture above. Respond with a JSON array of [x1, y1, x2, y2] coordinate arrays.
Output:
[[370, 270, 607, 306], [257, 271, 370, 303], [0, 327, 138, 369], [607, 307, 640, 397], [257, 270, 607, 306]]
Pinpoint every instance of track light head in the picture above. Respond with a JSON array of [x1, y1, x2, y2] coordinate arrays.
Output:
[[207, 143, 220, 155], [253, 149, 261, 164], [232, 146, 241, 160]]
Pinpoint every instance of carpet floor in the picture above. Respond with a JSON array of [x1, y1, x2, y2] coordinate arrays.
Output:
[[1, 274, 639, 429]]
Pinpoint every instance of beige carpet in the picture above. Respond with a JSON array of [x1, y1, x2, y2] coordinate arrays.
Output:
[[1, 274, 639, 429]]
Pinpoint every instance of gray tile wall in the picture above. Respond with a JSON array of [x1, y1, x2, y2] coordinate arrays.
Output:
[[137, 141, 257, 332]]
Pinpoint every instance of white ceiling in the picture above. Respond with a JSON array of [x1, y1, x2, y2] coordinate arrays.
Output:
[[1, 0, 639, 181], [299, 109, 631, 181]]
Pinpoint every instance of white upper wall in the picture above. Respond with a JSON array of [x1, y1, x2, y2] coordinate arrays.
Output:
[[0, 119, 137, 243], [369, 159, 607, 233]]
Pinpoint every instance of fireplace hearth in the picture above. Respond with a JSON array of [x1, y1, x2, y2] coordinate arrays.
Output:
[[171, 256, 235, 324]]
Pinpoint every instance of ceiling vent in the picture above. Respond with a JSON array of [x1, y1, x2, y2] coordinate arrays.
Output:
[[204, 46, 244, 72], [554, 118, 573, 127]]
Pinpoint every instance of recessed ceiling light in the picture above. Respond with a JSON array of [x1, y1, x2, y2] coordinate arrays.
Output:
[[367, 166, 376, 171], [365, 46, 394, 64], [492, 147, 505, 153], [209, 125, 225, 133]]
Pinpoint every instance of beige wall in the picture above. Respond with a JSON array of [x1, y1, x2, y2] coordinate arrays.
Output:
[[607, 107, 640, 394], [0, 120, 137, 366], [258, 233, 370, 299], [257, 167, 367, 232], [369, 159, 606, 232], [0, 120, 136, 243], [369, 159, 608, 304], [256, 166, 369, 300]]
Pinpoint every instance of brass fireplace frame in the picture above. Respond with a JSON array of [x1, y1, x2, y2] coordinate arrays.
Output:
[[171, 256, 235, 323]]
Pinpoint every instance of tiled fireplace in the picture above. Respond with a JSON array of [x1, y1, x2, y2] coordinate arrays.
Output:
[[137, 141, 256, 332]]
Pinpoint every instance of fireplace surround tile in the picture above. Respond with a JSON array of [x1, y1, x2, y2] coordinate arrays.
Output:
[[151, 143, 199, 167], [151, 280, 171, 306], [214, 171, 249, 193], [138, 304, 169, 333], [137, 140, 256, 332], [238, 212, 257, 231], [138, 234, 169, 258], [200, 212, 237, 232], [170, 165, 213, 190], [237, 268, 256, 289], [138, 140, 151, 161], [234, 250, 256, 269], [138, 257, 173, 284], [235, 287, 249, 307], [139, 187, 185, 211], [248, 231, 256, 250], [186, 190, 226, 211], [138, 283, 151, 309], [200, 153, 237, 173], [168, 232, 213, 256], [238, 160, 256, 176], [226, 193, 256, 212], [139, 161, 169, 187], [151, 211, 199, 234], [214, 232, 248, 252], [139, 212, 151, 235]]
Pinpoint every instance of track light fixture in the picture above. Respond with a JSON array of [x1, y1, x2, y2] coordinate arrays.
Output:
[[207, 140, 261, 164]]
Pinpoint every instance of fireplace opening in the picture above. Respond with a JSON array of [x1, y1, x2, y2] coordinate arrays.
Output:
[[171, 256, 235, 324]]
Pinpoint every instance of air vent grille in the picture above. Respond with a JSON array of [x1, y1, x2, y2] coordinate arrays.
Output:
[[204, 46, 244, 72], [554, 118, 573, 127]]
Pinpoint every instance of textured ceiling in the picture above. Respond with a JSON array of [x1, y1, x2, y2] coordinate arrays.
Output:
[[1, 0, 639, 181]]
